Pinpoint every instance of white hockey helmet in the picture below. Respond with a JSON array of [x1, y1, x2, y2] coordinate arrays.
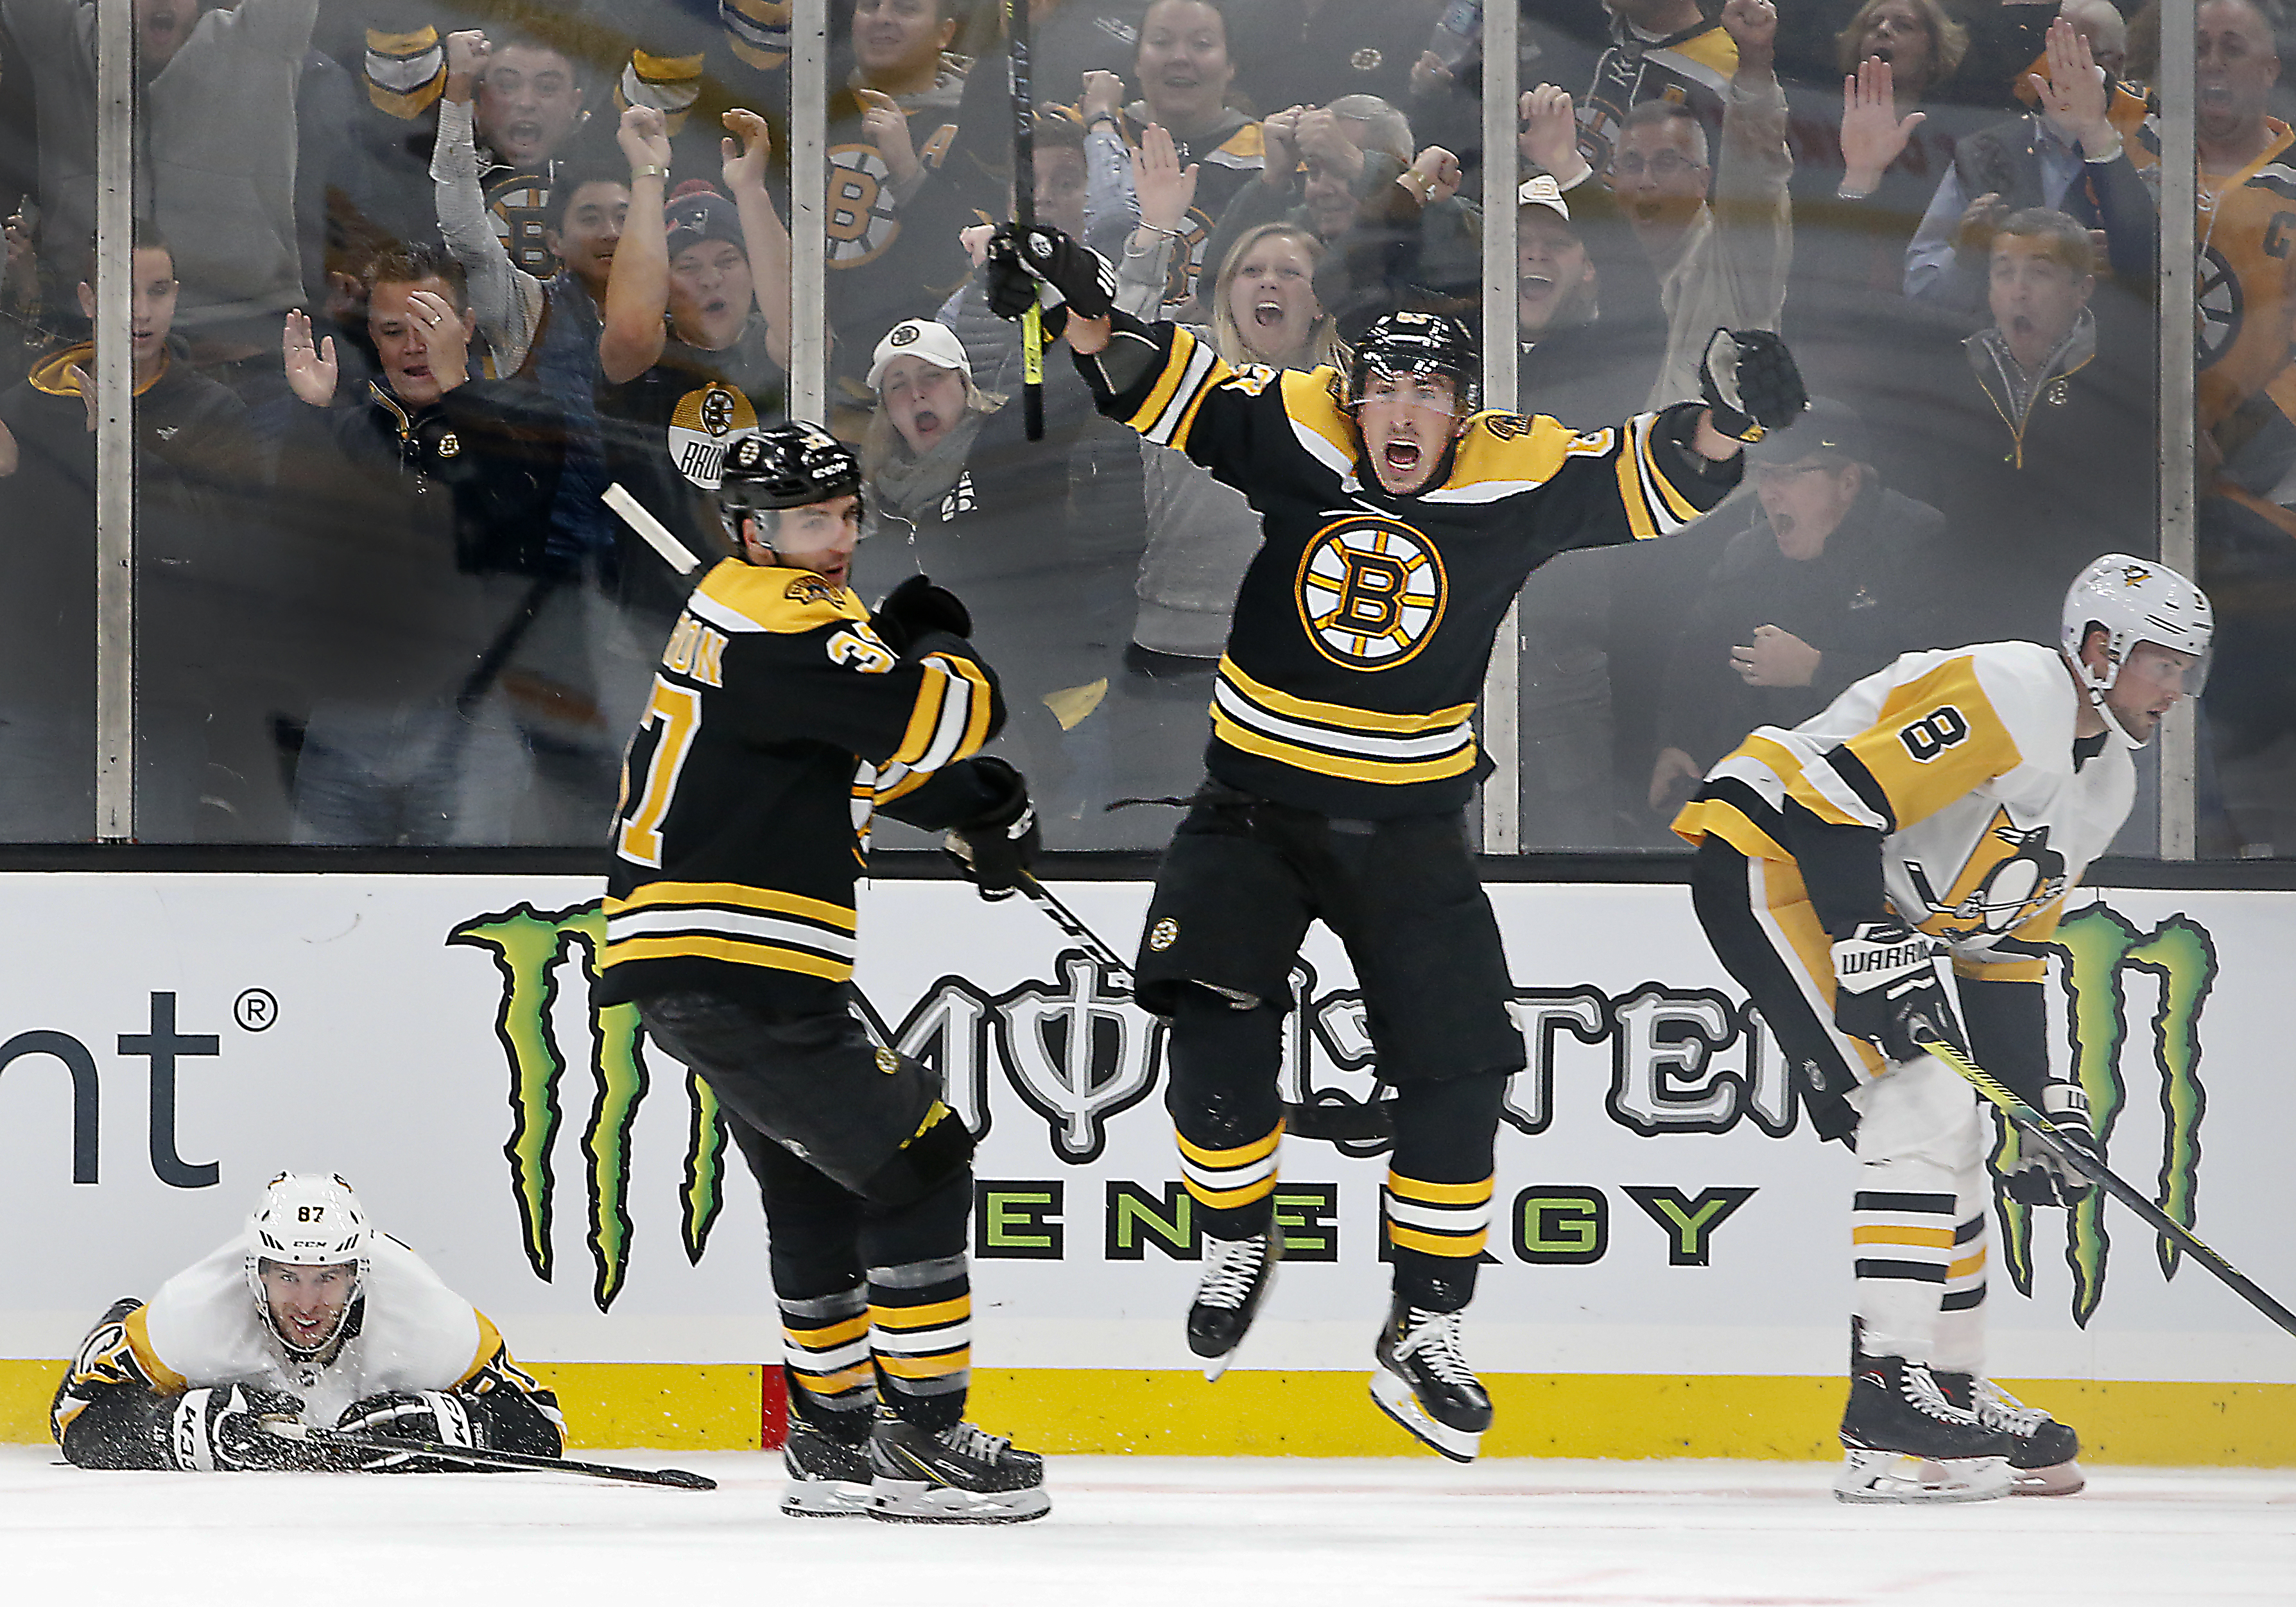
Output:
[[244, 1172, 372, 1349], [2059, 554, 2214, 748]]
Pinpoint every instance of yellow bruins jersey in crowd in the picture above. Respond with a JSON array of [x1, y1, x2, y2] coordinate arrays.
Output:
[[2135, 115, 2296, 433], [51, 1232, 557, 1440], [597, 560, 1005, 1005], [1076, 312, 1737, 817], [1675, 640, 2134, 982]]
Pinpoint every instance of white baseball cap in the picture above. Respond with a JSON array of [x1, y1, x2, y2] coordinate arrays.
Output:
[[1517, 173, 1573, 222], [867, 318, 970, 390]]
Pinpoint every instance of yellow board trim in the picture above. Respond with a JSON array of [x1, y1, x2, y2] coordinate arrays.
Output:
[[609, 880, 857, 930], [8, 1360, 2296, 1463]]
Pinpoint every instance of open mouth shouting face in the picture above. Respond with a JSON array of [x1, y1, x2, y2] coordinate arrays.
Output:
[[879, 353, 968, 456], [134, 0, 191, 75], [1988, 232, 2092, 372], [2197, 0, 2280, 141], [1223, 232, 1322, 363], [1853, 0, 1935, 90], [1355, 370, 1463, 496], [1516, 213, 1593, 333], [1137, 0, 1236, 133], [669, 241, 755, 352], [476, 44, 583, 168]]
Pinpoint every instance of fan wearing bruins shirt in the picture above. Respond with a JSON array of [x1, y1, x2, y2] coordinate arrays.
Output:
[[1673, 555, 2214, 1505], [985, 220, 1806, 1460], [53, 1174, 562, 1473], [595, 423, 1049, 1524]]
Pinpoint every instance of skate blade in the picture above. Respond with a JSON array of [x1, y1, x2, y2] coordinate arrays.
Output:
[[1833, 1449, 2012, 1504], [1202, 1354, 1231, 1383], [868, 1476, 1051, 1524], [1368, 1369, 1481, 1463], [779, 1477, 874, 1518], [2010, 1459, 2085, 1497]]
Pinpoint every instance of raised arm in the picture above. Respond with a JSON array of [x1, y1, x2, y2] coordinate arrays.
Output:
[[721, 108, 793, 372], [600, 107, 674, 386], [432, 30, 543, 369]]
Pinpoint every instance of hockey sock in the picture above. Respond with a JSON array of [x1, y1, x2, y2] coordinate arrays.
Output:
[[1168, 992, 1285, 1240], [1933, 1161, 1991, 1376], [1385, 1072, 1506, 1312], [781, 1283, 877, 1441], [1851, 1183, 1955, 1366], [868, 1253, 972, 1431]]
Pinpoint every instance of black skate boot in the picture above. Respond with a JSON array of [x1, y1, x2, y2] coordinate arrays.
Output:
[[1369, 1298, 1492, 1462], [867, 1412, 1050, 1524], [1187, 1230, 1280, 1382], [779, 1416, 875, 1518], [1835, 1354, 2013, 1503], [1937, 1373, 2085, 1496]]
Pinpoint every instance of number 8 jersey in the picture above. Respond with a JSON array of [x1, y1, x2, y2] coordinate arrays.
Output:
[[1673, 640, 2135, 982], [596, 559, 1006, 1007]]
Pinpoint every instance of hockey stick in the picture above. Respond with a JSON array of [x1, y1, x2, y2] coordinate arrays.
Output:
[[1009, 872, 1395, 1143], [603, 482, 702, 575], [1006, 0, 1044, 441], [263, 1421, 717, 1489], [1917, 1034, 2296, 1342]]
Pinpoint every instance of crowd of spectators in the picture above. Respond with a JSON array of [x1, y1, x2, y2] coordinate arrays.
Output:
[[0, 0, 2285, 856]]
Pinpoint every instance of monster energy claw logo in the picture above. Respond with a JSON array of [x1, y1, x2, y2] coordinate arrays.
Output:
[[450, 903, 727, 1314], [1997, 903, 2218, 1326]]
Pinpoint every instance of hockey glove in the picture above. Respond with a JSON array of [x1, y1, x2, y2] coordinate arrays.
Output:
[[1999, 1081, 2098, 1206], [943, 756, 1040, 901], [1699, 327, 1808, 443], [985, 223, 1116, 324], [1830, 919, 1962, 1065], [164, 1385, 325, 1472], [870, 574, 972, 657]]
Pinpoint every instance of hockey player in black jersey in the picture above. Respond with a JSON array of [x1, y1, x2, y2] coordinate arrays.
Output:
[[595, 422, 1048, 1524], [985, 223, 1808, 1459]]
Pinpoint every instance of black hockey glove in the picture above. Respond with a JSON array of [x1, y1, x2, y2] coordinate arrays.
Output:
[[870, 574, 973, 657], [1999, 1082, 2098, 1206], [943, 756, 1040, 901], [985, 223, 1116, 324], [164, 1385, 326, 1472], [1699, 327, 1808, 443], [1830, 919, 1962, 1065], [332, 1389, 482, 1470]]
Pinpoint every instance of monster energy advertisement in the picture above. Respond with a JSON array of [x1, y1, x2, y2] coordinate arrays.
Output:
[[0, 874, 2288, 1389]]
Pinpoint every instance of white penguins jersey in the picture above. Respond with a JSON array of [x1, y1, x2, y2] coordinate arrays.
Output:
[[123, 1231, 506, 1426], [1675, 641, 2134, 982]]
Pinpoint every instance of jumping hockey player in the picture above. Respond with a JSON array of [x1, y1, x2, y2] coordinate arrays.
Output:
[[1673, 554, 2213, 1502], [51, 1172, 564, 1472], [985, 222, 1806, 1459], [594, 421, 1049, 1523]]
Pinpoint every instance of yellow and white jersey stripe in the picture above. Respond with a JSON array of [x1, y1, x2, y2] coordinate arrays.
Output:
[[1211, 657, 1480, 788], [1676, 641, 2136, 980], [603, 880, 861, 984]]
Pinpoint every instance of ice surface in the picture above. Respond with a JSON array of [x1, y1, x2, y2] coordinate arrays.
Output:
[[7, 1447, 2292, 1606]]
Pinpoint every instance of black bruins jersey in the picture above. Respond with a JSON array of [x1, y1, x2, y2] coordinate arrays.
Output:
[[1078, 312, 1739, 817], [597, 560, 1006, 1006]]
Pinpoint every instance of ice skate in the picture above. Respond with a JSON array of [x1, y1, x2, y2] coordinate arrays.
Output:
[[1938, 1373, 2085, 1496], [1834, 1355, 2013, 1504], [778, 1416, 876, 1517], [1369, 1298, 1491, 1463], [1188, 1230, 1280, 1381], [867, 1413, 1049, 1524]]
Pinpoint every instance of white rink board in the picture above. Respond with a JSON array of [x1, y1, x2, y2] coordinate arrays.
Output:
[[0, 873, 2288, 1383]]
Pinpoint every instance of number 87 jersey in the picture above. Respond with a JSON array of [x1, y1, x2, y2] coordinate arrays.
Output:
[[597, 559, 1005, 1006], [1673, 640, 2136, 982]]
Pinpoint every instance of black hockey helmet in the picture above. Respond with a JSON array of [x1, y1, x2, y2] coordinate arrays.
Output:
[[718, 422, 864, 532], [1348, 310, 1479, 415]]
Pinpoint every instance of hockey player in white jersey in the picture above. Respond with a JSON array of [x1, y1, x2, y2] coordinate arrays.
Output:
[[1673, 555, 2212, 1503], [51, 1173, 564, 1471]]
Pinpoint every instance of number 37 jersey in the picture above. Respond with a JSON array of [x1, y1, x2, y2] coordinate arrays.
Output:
[[596, 559, 1005, 1008], [1673, 641, 2136, 981]]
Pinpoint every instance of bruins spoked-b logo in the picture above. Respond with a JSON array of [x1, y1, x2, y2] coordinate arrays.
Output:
[[1295, 514, 1447, 670], [669, 381, 759, 491]]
